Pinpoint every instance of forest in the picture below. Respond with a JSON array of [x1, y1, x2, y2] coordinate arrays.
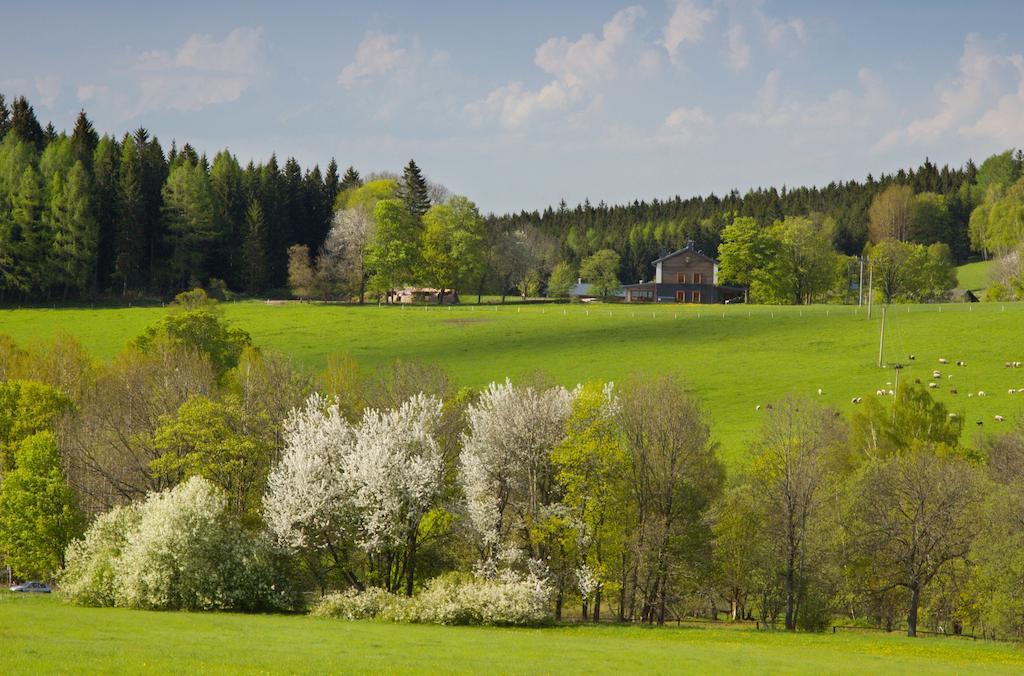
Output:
[[1, 91, 1023, 306]]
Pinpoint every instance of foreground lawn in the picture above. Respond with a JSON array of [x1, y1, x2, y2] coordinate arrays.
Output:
[[3, 301, 1024, 466], [1, 595, 1022, 674]]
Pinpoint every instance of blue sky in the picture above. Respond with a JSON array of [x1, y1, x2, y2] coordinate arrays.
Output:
[[2, 1, 1023, 212]]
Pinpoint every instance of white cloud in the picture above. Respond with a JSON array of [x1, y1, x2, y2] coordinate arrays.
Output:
[[128, 27, 264, 114], [33, 76, 61, 107], [876, 34, 1024, 150], [662, 105, 714, 142], [724, 24, 750, 72], [662, 0, 715, 65], [338, 33, 407, 88], [77, 84, 109, 103], [758, 12, 806, 48], [467, 6, 649, 129]]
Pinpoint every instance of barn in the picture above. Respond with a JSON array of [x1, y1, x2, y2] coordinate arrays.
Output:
[[622, 241, 745, 304]]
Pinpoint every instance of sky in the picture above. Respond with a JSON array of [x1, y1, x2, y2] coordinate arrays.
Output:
[[2, 0, 1023, 213]]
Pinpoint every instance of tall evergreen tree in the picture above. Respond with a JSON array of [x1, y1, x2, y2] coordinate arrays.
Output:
[[259, 154, 288, 288], [91, 136, 119, 290], [70, 111, 99, 171], [12, 165, 48, 294], [398, 159, 430, 219], [43, 123, 57, 145], [340, 165, 362, 193], [52, 161, 97, 296], [134, 129, 167, 289], [9, 96, 44, 150], [0, 94, 10, 140], [210, 150, 246, 289], [241, 199, 268, 293], [162, 160, 216, 289], [324, 158, 340, 211], [114, 135, 146, 294]]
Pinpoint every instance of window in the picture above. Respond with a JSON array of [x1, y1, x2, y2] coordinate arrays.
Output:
[[692, 290, 701, 303], [676, 272, 686, 283], [676, 291, 687, 302], [693, 272, 703, 284]]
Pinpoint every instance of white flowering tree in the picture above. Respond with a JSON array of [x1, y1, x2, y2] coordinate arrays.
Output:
[[263, 393, 355, 591], [459, 380, 574, 566], [264, 391, 446, 595], [342, 393, 445, 595]]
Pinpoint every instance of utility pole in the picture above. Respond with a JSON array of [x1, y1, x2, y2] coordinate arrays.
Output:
[[858, 257, 864, 306], [867, 261, 874, 319], [878, 305, 887, 368]]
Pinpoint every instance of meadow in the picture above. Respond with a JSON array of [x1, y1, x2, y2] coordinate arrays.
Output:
[[2, 298, 1024, 466], [2, 594, 1022, 675]]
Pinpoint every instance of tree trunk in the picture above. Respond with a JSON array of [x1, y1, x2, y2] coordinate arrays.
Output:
[[404, 531, 417, 597], [907, 584, 920, 637], [784, 555, 796, 631], [593, 588, 602, 623]]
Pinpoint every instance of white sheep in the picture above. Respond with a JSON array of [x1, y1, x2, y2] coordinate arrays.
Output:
[[939, 358, 949, 364], [956, 360, 966, 367], [817, 388, 823, 396], [948, 413, 958, 419], [928, 382, 938, 389], [995, 415, 1005, 422], [932, 370, 942, 379], [1010, 389, 1017, 395], [888, 389, 895, 396], [978, 391, 987, 397], [755, 404, 761, 411]]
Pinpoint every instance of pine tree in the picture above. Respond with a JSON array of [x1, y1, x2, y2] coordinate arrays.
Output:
[[210, 150, 246, 289], [135, 129, 167, 289], [241, 199, 268, 293], [340, 165, 362, 192], [259, 154, 288, 287], [12, 165, 49, 295], [0, 94, 10, 140], [52, 161, 97, 297], [91, 136, 119, 290], [398, 159, 430, 220], [114, 135, 146, 294], [43, 122, 57, 145], [324, 158, 340, 210], [162, 160, 216, 289], [70, 111, 99, 171], [9, 96, 44, 149]]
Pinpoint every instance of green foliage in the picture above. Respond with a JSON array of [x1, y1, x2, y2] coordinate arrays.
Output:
[[367, 198, 420, 297], [398, 159, 431, 220], [131, 305, 252, 376], [578, 249, 620, 299], [867, 239, 957, 302], [162, 159, 218, 289], [0, 379, 74, 471], [0, 431, 83, 579], [420, 196, 485, 297], [849, 384, 963, 462], [546, 261, 577, 298], [150, 393, 274, 518]]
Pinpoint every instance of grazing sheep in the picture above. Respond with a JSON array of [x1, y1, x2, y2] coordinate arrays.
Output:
[[977, 420, 984, 426], [948, 374, 954, 379], [876, 389, 885, 396], [951, 389, 959, 395], [956, 360, 966, 367], [909, 354, 916, 360], [888, 389, 895, 396], [995, 415, 1005, 422], [850, 397, 863, 404], [928, 382, 938, 389], [979, 391, 987, 397], [949, 413, 958, 419], [932, 371, 942, 379], [1010, 389, 1017, 395], [755, 404, 761, 411], [939, 358, 949, 364]]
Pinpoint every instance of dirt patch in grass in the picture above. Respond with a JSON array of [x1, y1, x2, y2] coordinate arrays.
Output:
[[441, 318, 492, 326]]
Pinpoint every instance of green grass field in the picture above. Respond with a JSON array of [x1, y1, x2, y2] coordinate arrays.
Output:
[[957, 260, 994, 293], [1, 594, 1021, 674], [3, 300, 1024, 466]]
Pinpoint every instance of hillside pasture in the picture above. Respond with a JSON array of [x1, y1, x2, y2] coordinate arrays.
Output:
[[2, 301, 1024, 466], [2, 594, 1023, 674]]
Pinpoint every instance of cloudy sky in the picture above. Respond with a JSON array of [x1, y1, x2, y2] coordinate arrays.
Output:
[[2, 1, 1023, 212]]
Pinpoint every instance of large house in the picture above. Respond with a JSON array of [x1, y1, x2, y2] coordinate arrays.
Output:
[[623, 241, 745, 304]]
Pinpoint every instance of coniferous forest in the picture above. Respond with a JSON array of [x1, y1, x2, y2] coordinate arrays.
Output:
[[1, 92, 1022, 303]]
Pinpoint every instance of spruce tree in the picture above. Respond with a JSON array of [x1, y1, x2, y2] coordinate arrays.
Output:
[[324, 158, 340, 209], [9, 96, 44, 149], [91, 136, 119, 290], [340, 165, 362, 192], [52, 162, 97, 297], [210, 150, 246, 289], [12, 165, 48, 294], [69, 110, 99, 171], [398, 159, 430, 220], [0, 94, 10, 140], [43, 123, 57, 145], [114, 135, 146, 294], [241, 199, 268, 293]]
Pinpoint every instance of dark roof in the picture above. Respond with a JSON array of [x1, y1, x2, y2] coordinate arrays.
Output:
[[651, 241, 717, 265]]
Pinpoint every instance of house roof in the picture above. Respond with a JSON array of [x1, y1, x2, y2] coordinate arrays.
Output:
[[652, 241, 717, 265]]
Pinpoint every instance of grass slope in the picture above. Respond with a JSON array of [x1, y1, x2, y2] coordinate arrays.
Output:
[[3, 301, 1024, 466], [957, 260, 994, 293], [1, 595, 1022, 674]]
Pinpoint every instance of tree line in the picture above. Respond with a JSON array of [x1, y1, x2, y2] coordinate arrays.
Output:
[[3, 292, 1024, 637]]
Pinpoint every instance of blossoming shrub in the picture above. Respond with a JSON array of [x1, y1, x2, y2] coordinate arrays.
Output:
[[312, 572, 552, 626], [61, 505, 140, 606], [311, 587, 396, 620], [61, 477, 294, 612]]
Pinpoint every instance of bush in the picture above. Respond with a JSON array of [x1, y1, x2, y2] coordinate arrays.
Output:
[[61, 477, 295, 612], [311, 587, 395, 620], [312, 572, 552, 626]]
